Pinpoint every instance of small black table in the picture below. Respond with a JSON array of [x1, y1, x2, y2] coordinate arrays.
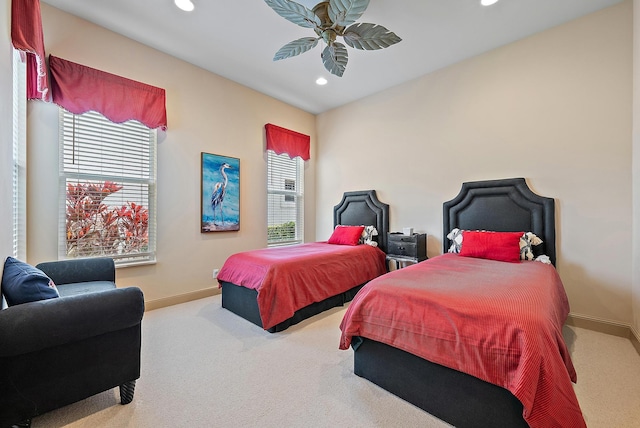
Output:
[[386, 232, 427, 270]]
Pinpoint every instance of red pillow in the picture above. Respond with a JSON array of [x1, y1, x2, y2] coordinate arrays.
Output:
[[458, 231, 523, 263], [327, 225, 365, 246]]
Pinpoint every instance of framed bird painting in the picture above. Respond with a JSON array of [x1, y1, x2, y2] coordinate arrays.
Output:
[[201, 152, 240, 232]]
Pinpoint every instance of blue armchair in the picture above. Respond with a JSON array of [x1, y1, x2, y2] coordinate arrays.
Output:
[[0, 257, 144, 427]]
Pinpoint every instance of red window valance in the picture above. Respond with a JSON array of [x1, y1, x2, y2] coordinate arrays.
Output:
[[265, 124, 310, 161], [11, 0, 50, 101], [49, 55, 168, 131]]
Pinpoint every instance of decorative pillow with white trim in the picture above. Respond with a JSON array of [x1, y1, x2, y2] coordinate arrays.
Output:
[[359, 225, 379, 247]]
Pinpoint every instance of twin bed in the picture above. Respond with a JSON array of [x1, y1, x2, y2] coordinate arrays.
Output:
[[217, 178, 585, 427], [340, 178, 584, 428], [217, 190, 389, 332]]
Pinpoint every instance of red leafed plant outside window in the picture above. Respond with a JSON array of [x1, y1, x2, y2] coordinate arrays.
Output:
[[65, 181, 149, 258]]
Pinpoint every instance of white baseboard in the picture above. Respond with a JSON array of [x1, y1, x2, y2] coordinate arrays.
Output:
[[145, 287, 220, 311]]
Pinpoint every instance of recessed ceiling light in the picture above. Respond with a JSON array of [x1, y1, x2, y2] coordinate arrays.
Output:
[[175, 0, 194, 12], [316, 77, 328, 86], [481, 0, 499, 5]]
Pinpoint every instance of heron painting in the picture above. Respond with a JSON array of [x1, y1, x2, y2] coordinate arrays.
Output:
[[201, 153, 240, 232]]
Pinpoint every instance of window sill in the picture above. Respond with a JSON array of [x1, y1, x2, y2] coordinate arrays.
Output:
[[115, 259, 157, 269], [267, 241, 303, 248]]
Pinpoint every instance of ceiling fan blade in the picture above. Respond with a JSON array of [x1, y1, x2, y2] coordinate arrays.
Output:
[[264, 0, 321, 29], [328, 0, 370, 27], [321, 42, 348, 77], [343, 22, 402, 50], [274, 37, 319, 61]]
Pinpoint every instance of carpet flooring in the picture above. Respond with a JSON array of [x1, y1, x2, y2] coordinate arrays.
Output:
[[32, 294, 640, 427]]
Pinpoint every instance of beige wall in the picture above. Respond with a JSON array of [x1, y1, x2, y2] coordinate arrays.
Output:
[[317, 2, 633, 324], [633, 0, 640, 337], [0, 0, 13, 256], [26, 4, 316, 303]]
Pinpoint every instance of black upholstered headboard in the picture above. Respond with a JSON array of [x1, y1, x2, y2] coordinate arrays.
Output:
[[333, 190, 390, 253], [443, 178, 556, 266]]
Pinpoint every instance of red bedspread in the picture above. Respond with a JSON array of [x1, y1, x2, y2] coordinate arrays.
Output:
[[218, 242, 386, 330], [339, 253, 585, 428]]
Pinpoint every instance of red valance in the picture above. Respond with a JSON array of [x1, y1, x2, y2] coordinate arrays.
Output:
[[49, 55, 168, 130], [11, 0, 50, 101], [265, 123, 310, 161]]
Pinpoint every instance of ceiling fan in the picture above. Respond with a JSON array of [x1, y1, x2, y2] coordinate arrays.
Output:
[[264, 0, 401, 77]]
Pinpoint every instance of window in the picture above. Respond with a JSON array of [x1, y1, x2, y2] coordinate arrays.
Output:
[[59, 110, 157, 266], [267, 151, 304, 246]]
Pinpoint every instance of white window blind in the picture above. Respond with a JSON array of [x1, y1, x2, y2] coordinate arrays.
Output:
[[12, 50, 27, 260], [59, 110, 157, 265], [267, 151, 304, 246]]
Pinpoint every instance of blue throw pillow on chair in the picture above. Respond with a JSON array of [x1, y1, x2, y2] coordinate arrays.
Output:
[[1, 257, 59, 306]]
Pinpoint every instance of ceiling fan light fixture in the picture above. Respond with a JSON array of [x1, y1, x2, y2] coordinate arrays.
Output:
[[265, 0, 401, 77], [481, 0, 499, 6], [175, 0, 195, 12], [316, 77, 328, 85]]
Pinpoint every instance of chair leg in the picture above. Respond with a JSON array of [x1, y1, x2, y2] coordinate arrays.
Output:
[[119, 380, 136, 404]]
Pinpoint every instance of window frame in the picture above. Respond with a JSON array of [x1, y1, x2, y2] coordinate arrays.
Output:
[[12, 50, 27, 260]]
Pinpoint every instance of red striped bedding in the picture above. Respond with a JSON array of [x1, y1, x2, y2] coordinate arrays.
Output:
[[339, 253, 585, 428], [218, 242, 386, 330]]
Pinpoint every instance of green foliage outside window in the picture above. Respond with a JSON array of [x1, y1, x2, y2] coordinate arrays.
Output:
[[267, 221, 296, 242]]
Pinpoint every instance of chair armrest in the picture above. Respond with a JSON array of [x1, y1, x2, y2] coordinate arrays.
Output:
[[36, 257, 115, 285], [0, 287, 144, 357]]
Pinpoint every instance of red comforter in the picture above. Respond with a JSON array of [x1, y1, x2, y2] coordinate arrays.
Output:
[[339, 253, 585, 428], [218, 242, 386, 330]]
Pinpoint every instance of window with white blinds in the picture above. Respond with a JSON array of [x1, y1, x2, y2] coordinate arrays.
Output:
[[267, 151, 304, 246], [59, 110, 157, 265]]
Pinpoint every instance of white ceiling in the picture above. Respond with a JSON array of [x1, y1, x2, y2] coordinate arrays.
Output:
[[41, 0, 623, 114]]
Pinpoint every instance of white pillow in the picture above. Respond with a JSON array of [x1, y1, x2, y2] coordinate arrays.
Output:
[[446, 228, 463, 253], [535, 255, 552, 264], [359, 225, 379, 247], [519, 232, 543, 261]]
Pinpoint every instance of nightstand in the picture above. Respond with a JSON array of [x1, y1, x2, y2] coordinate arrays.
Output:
[[386, 232, 427, 270]]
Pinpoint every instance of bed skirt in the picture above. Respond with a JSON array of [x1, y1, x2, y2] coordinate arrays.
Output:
[[352, 336, 528, 428], [220, 281, 365, 333]]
